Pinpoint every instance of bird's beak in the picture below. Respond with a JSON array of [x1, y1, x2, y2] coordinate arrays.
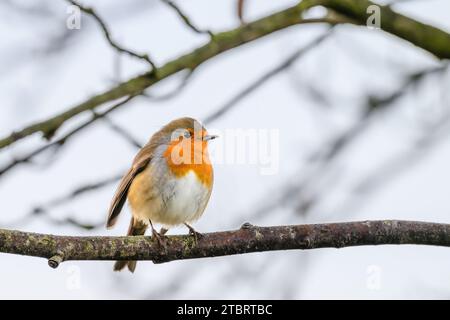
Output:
[[203, 134, 218, 141]]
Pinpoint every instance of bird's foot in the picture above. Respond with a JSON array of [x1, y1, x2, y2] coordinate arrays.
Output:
[[240, 222, 254, 229], [148, 220, 168, 250], [184, 223, 203, 244], [160, 227, 169, 236], [151, 228, 168, 249]]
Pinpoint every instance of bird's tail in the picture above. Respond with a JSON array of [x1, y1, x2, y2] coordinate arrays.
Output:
[[113, 217, 147, 273]]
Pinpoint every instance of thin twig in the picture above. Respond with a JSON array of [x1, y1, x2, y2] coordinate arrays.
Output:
[[142, 69, 194, 100], [161, 0, 213, 37], [102, 117, 143, 149], [67, 0, 157, 70]]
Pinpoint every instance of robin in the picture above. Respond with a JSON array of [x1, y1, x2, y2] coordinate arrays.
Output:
[[107, 117, 217, 272]]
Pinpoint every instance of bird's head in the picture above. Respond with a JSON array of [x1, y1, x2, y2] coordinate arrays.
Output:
[[158, 117, 217, 166]]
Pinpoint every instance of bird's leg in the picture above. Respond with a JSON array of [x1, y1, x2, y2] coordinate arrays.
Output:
[[184, 223, 203, 244], [149, 220, 167, 249]]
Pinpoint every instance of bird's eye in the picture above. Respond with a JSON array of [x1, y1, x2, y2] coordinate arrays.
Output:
[[183, 131, 191, 138]]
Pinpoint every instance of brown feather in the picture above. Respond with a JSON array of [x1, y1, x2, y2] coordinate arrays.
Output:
[[237, 0, 245, 23], [106, 141, 154, 228], [113, 217, 147, 272]]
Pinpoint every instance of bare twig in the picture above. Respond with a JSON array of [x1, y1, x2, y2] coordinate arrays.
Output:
[[142, 69, 194, 100], [1, 220, 450, 268], [66, 0, 157, 70], [102, 117, 143, 149], [161, 0, 213, 37]]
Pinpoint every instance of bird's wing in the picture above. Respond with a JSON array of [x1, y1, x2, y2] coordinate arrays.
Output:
[[106, 142, 155, 228]]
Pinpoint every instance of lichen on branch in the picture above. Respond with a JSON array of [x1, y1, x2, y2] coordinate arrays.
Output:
[[1, 220, 450, 268]]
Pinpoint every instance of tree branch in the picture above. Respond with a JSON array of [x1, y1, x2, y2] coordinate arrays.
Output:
[[1, 0, 449, 150], [1, 220, 450, 268], [101, 117, 143, 149], [319, 0, 450, 59]]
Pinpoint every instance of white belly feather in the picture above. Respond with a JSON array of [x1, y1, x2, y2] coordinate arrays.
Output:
[[163, 170, 210, 225]]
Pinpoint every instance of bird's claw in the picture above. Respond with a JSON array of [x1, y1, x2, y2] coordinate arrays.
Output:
[[152, 228, 168, 250], [241, 222, 254, 229], [184, 223, 203, 244]]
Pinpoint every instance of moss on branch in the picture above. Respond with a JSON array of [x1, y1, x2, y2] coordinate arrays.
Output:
[[1, 220, 450, 268]]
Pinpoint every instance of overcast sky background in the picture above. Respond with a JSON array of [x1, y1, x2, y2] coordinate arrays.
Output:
[[0, 0, 450, 299]]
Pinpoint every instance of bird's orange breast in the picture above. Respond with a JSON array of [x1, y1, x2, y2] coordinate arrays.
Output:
[[163, 139, 213, 188]]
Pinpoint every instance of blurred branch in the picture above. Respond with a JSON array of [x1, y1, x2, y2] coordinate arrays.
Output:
[[2, 173, 123, 230], [250, 63, 448, 219], [161, 0, 213, 37], [40, 174, 122, 210], [142, 69, 194, 100], [102, 117, 143, 149], [0, 95, 138, 177], [2, 0, 449, 150], [66, 0, 157, 70], [2, 220, 450, 268], [0, 69, 193, 176], [366, 63, 448, 113], [11, 212, 104, 231], [325, 115, 450, 219], [204, 29, 333, 124], [325, 63, 448, 157], [322, 0, 450, 59], [355, 127, 450, 195], [1, 0, 54, 17], [293, 66, 448, 213], [353, 99, 450, 196]]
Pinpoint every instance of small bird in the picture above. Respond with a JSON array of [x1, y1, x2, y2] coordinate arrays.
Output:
[[107, 117, 217, 272]]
